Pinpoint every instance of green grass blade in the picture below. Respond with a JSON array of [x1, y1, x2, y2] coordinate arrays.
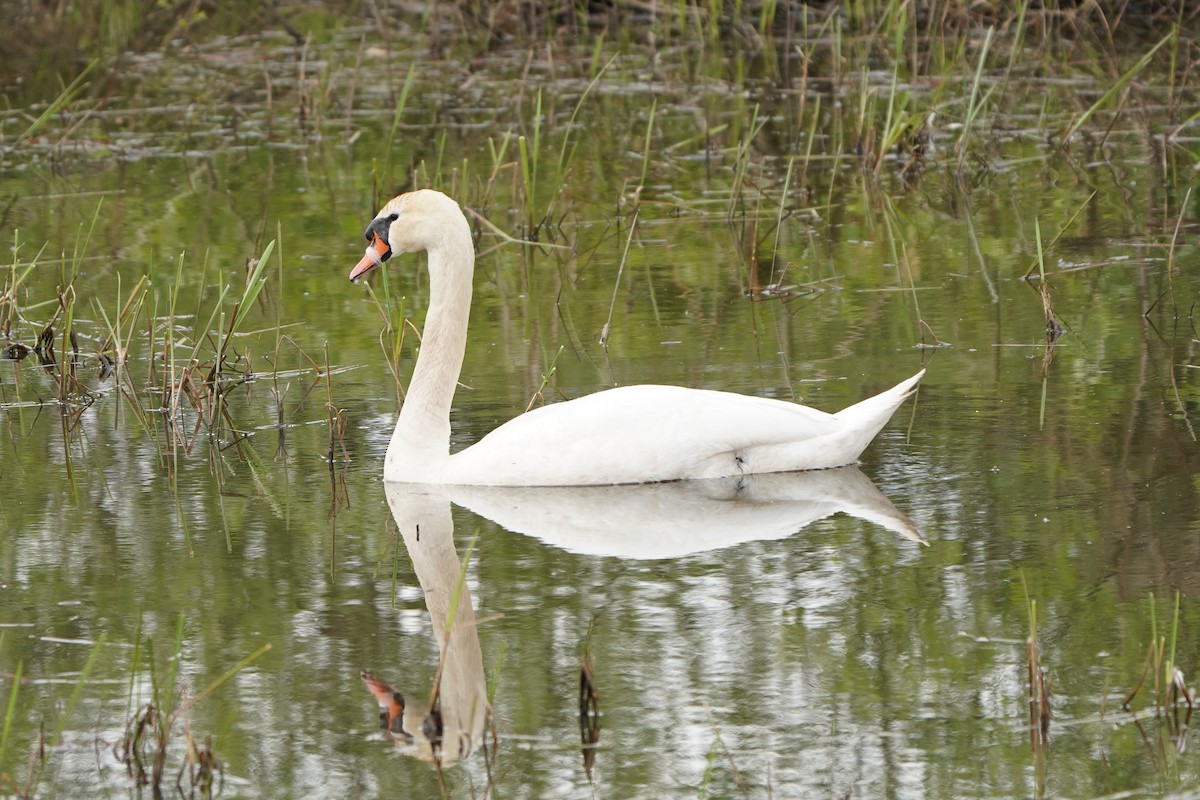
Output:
[[383, 64, 417, 186], [232, 239, 275, 334], [185, 643, 272, 711], [51, 636, 105, 749], [555, 53, 617, 186], [13, 59, 99, 147], [0, 659, 21, 767], [1062, 32, 1171, 143]]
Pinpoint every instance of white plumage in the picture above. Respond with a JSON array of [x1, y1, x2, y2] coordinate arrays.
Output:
[[348, 190, 924, 486]]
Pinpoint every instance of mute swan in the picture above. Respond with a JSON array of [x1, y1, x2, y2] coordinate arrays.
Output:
[[348, 189, 924, 486]]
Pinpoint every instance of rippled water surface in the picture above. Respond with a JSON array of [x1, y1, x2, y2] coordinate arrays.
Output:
[[2, 12, 1200, 799]]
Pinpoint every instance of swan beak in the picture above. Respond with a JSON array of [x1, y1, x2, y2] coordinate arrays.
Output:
[[349, 232, 391, 283]]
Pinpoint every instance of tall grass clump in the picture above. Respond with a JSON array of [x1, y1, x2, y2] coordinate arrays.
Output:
[[1123, 593, 1194, 734], [117, 615, 270, 795]]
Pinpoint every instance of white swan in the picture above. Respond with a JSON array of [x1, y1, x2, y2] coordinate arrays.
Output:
[[349, 189, 924, 486]]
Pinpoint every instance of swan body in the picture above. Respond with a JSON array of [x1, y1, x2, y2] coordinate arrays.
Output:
[[349, 190, 924, 487]]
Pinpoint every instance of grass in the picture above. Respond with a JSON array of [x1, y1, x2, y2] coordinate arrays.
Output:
[[1115, 593, 1196, 778], [0, 205, 333, 514], [0, 657, 20, 787], [0, 3, 1198, 798], [1061, 30, 1173, 144], [956, 26, 996, 173], [112, 616, 270, 797], [1025, 594, 1050, 799], [1, 637, 105, 797]]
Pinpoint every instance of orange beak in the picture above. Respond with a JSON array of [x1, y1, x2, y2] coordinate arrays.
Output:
[[349, 231, 391, 283]]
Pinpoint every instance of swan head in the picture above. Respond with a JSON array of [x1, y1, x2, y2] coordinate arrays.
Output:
[[348, 190, 465, 283]]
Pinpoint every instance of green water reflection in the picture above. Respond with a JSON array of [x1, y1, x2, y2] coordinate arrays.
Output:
[[2, 17, 1200, 800]]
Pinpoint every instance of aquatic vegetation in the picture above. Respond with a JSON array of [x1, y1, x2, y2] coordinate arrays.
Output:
[[0, 2, 1198, 798]]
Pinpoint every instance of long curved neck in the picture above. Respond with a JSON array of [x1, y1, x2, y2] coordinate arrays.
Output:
[[385, 223, 474, 480]]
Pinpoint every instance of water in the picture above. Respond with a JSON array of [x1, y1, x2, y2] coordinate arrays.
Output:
[[2, 17, 1200, 799]]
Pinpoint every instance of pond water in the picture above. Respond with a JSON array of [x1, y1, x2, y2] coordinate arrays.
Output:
[[2, 12, 1200, 799]]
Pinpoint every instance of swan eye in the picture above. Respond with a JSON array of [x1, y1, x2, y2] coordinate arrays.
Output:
[[363, 213, 400, 257]]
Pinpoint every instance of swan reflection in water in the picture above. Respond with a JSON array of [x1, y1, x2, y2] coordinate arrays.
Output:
[[362, 467, 924, 763], [438, 465, 925, 558], [361, 485, 490, 765]]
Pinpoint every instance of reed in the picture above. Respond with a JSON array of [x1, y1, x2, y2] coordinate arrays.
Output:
[[1124, 593, 1193, 722], [599, 208, 639, 348], [878, 68, 916, 178], [382, 65, 417, 205], [525, 345, 565, 412], [95, 275, 154, 434], [1114, 592, 1195, 778], [956, 26, 996, 173], [1, 231, 44, 337], [1026, 598, 1051, 750], [728, 103, 765, 220], [1002, 0, 1031, 85], [637, 98, 658, 195], [513, 83, 555, 237], [553, 54, 616, 199], [0, 658, 20, 777], [117, 615, 269, 794], [518, 132, 537, 234], [324, 341, 350, 467], [1061, 31, 1171, 144], [764, 155, 795, 293], [228, 240, 275, 338], [1021, 191, 1097, 282], [10, 59, 98, 148]]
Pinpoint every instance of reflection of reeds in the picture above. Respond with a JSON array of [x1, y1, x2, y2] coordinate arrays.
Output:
[[579, 620, 601, 781], [700, 702, 745, 796]]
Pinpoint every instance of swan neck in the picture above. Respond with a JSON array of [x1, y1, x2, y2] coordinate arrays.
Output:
[[386, 227, 473, 479]]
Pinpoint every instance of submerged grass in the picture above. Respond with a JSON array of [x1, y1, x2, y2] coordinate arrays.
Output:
[[0, 209, 334, 503], [0, 659, 19, 784], [1112, 593, 1196, 779], [114, 616, 269, 797]]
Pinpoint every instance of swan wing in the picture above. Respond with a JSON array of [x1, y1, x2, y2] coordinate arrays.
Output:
[[443, 374, 920, 485]]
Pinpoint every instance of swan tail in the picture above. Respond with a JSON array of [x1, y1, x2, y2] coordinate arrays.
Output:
[[831, 369, 925, 451]]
